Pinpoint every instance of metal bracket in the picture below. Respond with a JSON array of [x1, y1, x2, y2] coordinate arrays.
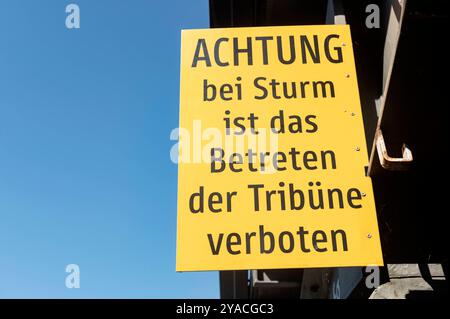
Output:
[[376, 128, 413, 170]]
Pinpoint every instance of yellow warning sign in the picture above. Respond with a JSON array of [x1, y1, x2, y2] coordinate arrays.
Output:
[[175, 25, 383, 271]]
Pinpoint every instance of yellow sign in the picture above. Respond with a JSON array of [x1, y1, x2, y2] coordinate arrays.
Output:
[[176, 25, 383, 271]]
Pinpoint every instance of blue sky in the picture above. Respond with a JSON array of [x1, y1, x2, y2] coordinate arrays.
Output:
[[0, 0, 218, 298]]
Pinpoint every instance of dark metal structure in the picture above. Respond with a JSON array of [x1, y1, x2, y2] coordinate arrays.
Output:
[[210, 0, 449, 298]]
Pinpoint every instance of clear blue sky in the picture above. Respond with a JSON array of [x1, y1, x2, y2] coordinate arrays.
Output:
[[0, 0, 218, 298]]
